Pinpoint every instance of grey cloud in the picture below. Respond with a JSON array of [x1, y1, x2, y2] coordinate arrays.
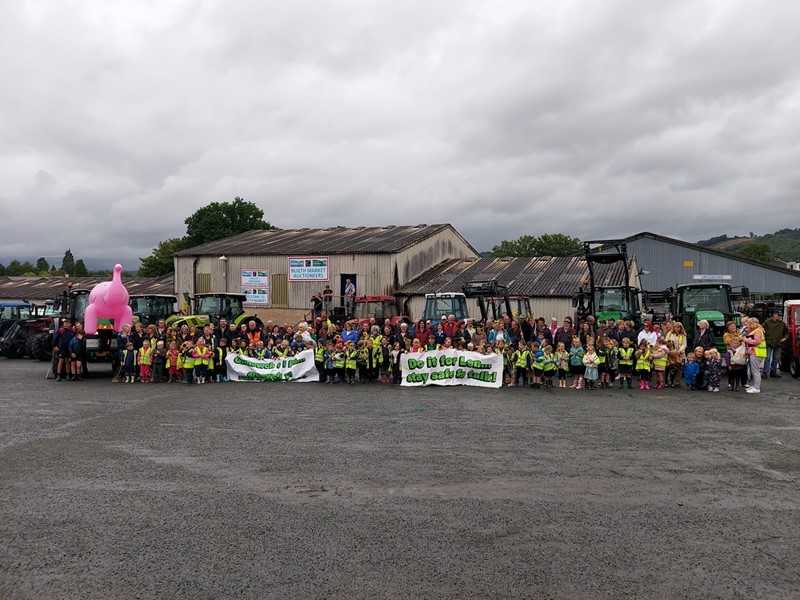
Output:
[[0, 0, 798, 263]]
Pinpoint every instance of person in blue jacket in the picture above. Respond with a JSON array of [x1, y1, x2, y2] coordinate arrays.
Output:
[[52, 318, 73, 382]]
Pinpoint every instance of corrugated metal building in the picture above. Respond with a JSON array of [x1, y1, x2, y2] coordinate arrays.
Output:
[[0, 275, 174, 303], [173, 224, 479, 312], [614, 232, 800, 294], [397, 256, 641, 322]]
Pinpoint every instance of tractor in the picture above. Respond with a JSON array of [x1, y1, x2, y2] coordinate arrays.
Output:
[[781, 299, 800, 378], [419, 292, 469, 327], [572, 240, 642, 327], [129, 294, 178, 326], [0, 302, 60, 360], [21, 287, 120, 365], [671, 282, 741, 354], [349, 295, 408, 329], [166, 293, 261, 330]]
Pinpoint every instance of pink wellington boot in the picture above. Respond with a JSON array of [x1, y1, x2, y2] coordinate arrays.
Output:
[[644, 381, 651, 390], [576, 376, 584, 390]]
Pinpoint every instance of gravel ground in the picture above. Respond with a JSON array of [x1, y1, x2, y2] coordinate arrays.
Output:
[[1, 358, 799, 599]]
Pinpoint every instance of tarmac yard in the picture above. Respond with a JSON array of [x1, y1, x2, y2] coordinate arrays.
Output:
[[1, 359, 799, 599]]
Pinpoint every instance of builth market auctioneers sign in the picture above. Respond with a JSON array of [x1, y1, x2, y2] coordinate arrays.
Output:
[[288, 256, 329, 281]]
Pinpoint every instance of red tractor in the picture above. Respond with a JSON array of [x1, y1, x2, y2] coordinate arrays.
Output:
[[782, 300, 800, 378], [349, 295, 408, 329]]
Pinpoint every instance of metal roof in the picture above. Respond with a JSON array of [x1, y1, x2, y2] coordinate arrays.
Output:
[[0, 274, 174, 303], [396, 257, 629, 297], [615, 232, 800, 278], [174, 224, 478, 257]]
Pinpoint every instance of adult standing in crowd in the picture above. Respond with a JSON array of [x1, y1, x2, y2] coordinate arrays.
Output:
[[554, 318, 575, 350], [693, 319, 716, 351], [343, 279, 356, 315], [744, 317, 767, 394], [322, 284, 334, 315], [763, 311, 788, 378], [310, 292, 324, 318], [413, 319, 430, 346], [637, 319, 658, 347]]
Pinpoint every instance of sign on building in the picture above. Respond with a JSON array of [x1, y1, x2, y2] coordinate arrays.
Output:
[[241, 270, 270, 305], [288, 256, 329, 281], [692, 274, 733, 281]]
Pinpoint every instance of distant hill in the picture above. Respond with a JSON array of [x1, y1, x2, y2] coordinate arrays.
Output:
[[697, 229, 800, 263]]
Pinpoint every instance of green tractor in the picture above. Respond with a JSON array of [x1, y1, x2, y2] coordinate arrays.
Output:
[[671, 282, 742, 354], [166, 293, 262, 330], [129, 294, 178, 327]]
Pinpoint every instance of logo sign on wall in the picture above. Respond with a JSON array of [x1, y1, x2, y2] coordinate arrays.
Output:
[[288, 256, 329, 281], [241, 270, 270, 305]]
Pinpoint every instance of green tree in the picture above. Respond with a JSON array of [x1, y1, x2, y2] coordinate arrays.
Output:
[[5, 260, 21, 276], [491, 235, 540, 257], [36, 257, 49, 271], [138, 237, 192, 277], [6, 260, 37, 276], [0, 263, 5, 276], [73, 259, 89, 277], [184, 197, 276, 247], [61, 249, 75, 274], [491, 233, 582, 257], [50, 265, 57, 272], [739, 242, 771, 263]]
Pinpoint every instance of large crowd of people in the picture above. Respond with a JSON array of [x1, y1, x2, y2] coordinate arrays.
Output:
[[49, 309, 787, 393]]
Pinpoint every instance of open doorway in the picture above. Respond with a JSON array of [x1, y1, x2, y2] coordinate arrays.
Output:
[[340, 274, 357, 318]]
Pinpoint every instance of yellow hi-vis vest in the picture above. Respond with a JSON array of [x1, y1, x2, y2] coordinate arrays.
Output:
[[635, 349, 651, 372]]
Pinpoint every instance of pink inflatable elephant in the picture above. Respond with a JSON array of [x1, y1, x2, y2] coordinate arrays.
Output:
[[83, 264, 133, 334]]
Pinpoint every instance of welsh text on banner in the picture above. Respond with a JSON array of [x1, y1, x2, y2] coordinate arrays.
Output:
[[226, 349, 319, 382]]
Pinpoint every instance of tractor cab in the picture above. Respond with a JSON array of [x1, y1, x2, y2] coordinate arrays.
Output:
[[129, 294, 177, 326], [0, 302, 32, 321], [783, 300, 800, 378], [195, 293, 245, 325], [350, 295, 405, 328], [672, 283, 739, 353], [422, 292, 469, 326]]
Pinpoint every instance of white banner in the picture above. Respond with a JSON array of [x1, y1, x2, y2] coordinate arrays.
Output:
[[400, 349, 503, 388], [226, 349, 319, 382]]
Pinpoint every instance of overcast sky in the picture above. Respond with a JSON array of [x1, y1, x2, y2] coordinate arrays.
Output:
[[1, 0, 799, 266]]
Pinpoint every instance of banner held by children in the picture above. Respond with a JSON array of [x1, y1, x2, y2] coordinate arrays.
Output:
[[400, 349, 503, 388], [226, 349, 319, 382]]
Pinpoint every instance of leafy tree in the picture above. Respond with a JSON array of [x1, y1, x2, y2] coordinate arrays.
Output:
[[138, 237, 192, 277], [73, 259, 89, 277], [0, 263, 5, 276], [491, 235, 540, 257], [739, 242, 771, 263], [61, 249, 75, 275], [5, 260, 22, 276], [50, 265, 57, 272], [6, 260, 37, 276], [491, 233, 582, 257], [36, 257, 49, 271], [184, 197, 276, 247]]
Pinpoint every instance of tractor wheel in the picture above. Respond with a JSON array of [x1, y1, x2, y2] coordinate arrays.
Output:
[[790, 356, 799, 379], [28, 333, 53, 362]]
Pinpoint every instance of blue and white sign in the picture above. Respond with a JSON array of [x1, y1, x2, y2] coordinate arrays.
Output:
[[241, 270, 270, 305], [288, 256, 329, 281]]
